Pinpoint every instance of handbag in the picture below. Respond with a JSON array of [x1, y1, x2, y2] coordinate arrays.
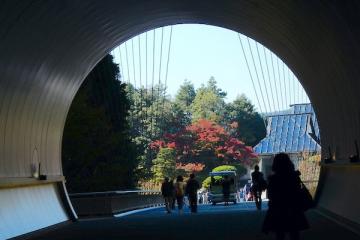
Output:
[[298, 180, 315, 212]]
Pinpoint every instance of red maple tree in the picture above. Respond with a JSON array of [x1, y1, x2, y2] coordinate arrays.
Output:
[[150, 119, 258, 168]]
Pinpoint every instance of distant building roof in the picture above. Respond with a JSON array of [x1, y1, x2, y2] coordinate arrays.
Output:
[[254, 103, 321, 154]]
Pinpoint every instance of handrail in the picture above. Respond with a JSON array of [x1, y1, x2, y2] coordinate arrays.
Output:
[[69, 189, 160, 198], [69, 189, 163, 217]]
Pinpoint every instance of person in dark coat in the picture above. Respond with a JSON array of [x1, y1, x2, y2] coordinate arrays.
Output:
[[262, 153, 309, 240], [161, 177, 174, 213], [251, 165, 266, 210], [186, 173, 200, 213]]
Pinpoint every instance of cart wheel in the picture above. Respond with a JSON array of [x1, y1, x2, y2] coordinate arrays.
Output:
[[212, 202, 216, 206], [233, 200, 237, 204]]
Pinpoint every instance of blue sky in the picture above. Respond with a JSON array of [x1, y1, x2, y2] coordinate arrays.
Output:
[[111, 24, 309, 113]]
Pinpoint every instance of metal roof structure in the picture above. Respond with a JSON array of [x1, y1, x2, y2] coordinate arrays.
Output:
[[254, 103, 321, 154]]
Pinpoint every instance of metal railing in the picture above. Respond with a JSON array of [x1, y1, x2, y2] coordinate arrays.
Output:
[[69, 190, 163, 217]]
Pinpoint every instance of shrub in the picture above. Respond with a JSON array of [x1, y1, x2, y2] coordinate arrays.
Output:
[[202, 164, 246, 189]]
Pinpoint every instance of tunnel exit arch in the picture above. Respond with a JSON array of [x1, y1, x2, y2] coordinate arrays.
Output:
[[1, 1, 360, 238]]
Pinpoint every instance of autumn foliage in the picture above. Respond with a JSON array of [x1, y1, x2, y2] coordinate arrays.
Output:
[[150, 119, 258, 169]]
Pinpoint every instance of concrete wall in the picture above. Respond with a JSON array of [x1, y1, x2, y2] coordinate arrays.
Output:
[[0, 184, 68, 239], [1, 0, 360, 236]]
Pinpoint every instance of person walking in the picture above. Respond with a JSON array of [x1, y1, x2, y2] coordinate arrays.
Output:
[[262, 153, 309, 240], [170, 178, 176, 210], [221, 175, 231, 206], [161, 177, 174, 213], [251, 165, 266, 210], [186, 173, 200, 213], [174, 175, 185, 214]]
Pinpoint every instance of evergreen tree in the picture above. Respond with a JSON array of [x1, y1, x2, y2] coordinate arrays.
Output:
[[151, 147, 177, 183], [62, 54, 138, 192], [191, 77, 226, 123], [225, 94, 266, 146], [175, 80, 196, 111]]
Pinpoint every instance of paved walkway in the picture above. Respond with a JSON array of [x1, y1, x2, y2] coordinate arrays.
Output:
[[33, 202, 360, 240]]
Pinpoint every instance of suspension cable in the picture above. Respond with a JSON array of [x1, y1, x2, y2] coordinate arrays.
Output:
[[150, 29, 156, 138], [270, 52, 280, 112], [118, 46, 124, 82], [138, 36, 142, 89], [247, 37, 268, 113], [131, 38, 137, 89], [292, 72, 296, 105], [125, 42, 131, 84], [156, 27, 164, 137], [130, 38, 139, 132], [296, 74, 300, 104], [161, 26, 173, 135], [145, 32, 148, 89], [276, 57, 284, 110], [238, 34, 265, 123], [138, 35, 144, 133], [302, 83, 305, 103], [263, 47, 276, 113], [288, 67, 292, 105], [165, 26, 173, 89], [255, 42, 272, 112], [145, 31, 148, 136], [282, 61, 288, 109]]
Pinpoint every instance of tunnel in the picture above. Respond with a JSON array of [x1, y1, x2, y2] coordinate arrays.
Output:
[[1, 0, 360, 238]]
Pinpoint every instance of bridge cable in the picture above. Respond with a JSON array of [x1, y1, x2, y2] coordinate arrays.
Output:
[[161, 26, 173, 136], [287, 67, 291, 105], [292, 72, 296, 105], [255, 42, 272, 113], [124, 41, 135, 125], [296, 74, 300, 104], [125, 42, 131, 85], [138, 35, 144, 133], [144, 31, 148, 137], [118, 46, 124, 82], [156, 27, 165, 137], [263, 46, 276, 113], [294, 72, 298, 105], [131, 38, 140, 135], [301, 83, 305, 103], [131, 38, 137, 89], [285, 67, 293, 105], [282, 61, 288, 109], [238, 34, 266, 125], [289, 68, 293, 105], [276, 57, 284, 110], [150, 29, 156, 138], [246, 37, 268, 113], [270, 52, 281, 113]]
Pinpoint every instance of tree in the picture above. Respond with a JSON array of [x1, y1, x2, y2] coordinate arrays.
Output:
[[225, 94, 266, 146], [151, 119, 259, 172], [174, 79, 196, 125], [62, 54, 138, 192], [126, 83, 187, 181], [152, 147, 177, 183], [175, 79, 196, 110], [191, 77, 226, 123]]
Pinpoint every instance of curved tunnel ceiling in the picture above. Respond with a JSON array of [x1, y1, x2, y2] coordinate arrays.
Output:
[[1, 1, 359, 178], [0, 0, 359, 192]]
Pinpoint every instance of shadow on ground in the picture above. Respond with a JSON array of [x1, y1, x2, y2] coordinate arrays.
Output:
[[33, 202, 360, 240]]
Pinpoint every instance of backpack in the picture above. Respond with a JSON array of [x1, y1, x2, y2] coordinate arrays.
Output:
[[175, 182, 184, 197]]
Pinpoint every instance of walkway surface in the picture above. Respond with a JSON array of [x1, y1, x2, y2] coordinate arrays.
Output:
[[33, 202, 360, 240]]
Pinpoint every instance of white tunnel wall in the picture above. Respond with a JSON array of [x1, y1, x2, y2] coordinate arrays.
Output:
[[1, 0, 360, 237], [0, 184, 68, 240]]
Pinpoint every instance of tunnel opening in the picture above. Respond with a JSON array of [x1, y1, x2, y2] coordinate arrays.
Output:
[[2, 1, 360, 239], [61, 24, 321, 219]]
